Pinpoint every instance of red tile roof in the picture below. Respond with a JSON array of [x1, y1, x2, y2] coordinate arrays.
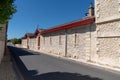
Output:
[[22, 33, 34, 39], [34, 28, 45, 36], [21, 17, 95, 39], [41, 17, 95, 34]]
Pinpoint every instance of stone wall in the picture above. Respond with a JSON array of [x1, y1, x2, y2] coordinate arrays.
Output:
[[67, 25, 90, 60], [20, 0, 120, 68], [21, 39, 27, 48], [15, 44, 22, 47], [0, 24, 7, 63], [96, 21, 120, 67], [29, 38, 37, 51], [40, 30, 66, 56], [40, 23, 96, 61], [95, 0, 120, 67], [67, 24, 96, 61], [95, 0, 120, 23]]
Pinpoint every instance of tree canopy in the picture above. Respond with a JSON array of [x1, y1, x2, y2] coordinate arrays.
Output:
[[0, 0, 16, 24], [11, 38, 21, 45]]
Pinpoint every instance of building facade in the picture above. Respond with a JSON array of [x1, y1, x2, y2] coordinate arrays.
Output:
[[21, 28, 43, 51], [95, 0, 120, 67], [21, 1, 120, 68], [40, 17, 95, 62]]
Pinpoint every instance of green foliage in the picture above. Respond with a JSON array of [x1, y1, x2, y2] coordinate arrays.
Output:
[[0, 27, 2, 30], [11, 38, 21, 45], [0, 0, 16, 24]]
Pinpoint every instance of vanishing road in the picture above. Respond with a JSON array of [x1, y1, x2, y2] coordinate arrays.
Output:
[[9, 46, 120, 80]]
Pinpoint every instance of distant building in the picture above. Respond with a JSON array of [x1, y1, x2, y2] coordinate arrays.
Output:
[[21, 28, 44, 51]]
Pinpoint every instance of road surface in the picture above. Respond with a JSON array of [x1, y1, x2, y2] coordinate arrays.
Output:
[[8, 46, 120, 80]]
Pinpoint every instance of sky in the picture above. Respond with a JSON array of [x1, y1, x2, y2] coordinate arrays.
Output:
[[8, 0, 94, 39]]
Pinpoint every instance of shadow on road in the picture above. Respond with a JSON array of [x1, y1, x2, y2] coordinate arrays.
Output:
[[8, 46, 102, 80], [29, 71, 102, 80]]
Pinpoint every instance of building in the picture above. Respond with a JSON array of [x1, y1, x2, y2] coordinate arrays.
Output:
[[40, 17, 95, 61], [21, 1, 120, 68], [21, 28, 44, 51], [22, 4, 96, 61], [94, 0, 120, 67]]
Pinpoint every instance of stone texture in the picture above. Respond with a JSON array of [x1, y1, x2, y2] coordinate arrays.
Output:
[[21, 39, 27, 48], [0, 24, 7, 63], [97, 21, 120, 37], [95, 0, 120, 23], [97, 38, 120, 66], [67, 25, 91, 61], [40, 24, 96, 62], [95, 21, 120, 67], [29, 37, 37, 51], [22, 35, 40, 51], [40, 30, 66, 56], [95, 0, 120, 67]]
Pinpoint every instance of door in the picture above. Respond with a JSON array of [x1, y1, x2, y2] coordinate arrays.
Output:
[[38, 37, 40, 50]]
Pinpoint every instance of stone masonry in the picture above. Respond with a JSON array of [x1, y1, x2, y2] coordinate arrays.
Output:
[[28, 37, 38, 51], [21, 39, 27, 48], [40, 18, 96, 62], [0, 23, 7, 63], [95, 0, 120, 67], [40, 30, 66, 56]]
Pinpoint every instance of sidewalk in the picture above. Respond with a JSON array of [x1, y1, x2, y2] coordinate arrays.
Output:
[[0, 47, 23, 80]]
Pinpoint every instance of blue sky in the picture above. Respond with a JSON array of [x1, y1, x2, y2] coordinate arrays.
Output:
[[8, 0, 94, 39]]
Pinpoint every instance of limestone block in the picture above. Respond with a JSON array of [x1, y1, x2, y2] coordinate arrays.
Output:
[[40, 30, 66, 56], [95, 0, 120, 23], [97, 37, 120, 66], [97, 21, 120, 37]]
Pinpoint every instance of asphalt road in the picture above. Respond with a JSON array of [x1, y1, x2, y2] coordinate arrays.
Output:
[[8, 46, 120, 80]]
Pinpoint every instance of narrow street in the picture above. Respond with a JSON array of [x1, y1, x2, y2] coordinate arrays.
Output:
[[9, 46, 120, 80]]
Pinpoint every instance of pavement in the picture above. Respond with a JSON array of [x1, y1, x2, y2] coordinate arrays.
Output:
[[0, 47, 23, 80], [39, 50, 120, 74], [8, 46, 120, 80]]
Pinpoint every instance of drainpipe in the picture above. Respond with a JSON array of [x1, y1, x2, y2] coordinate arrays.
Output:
[[65, 29, 67, 57]]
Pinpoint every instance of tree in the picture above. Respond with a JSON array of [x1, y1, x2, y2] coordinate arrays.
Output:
[[11, 38, 21, 45], [0, 0, 16, 24]]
